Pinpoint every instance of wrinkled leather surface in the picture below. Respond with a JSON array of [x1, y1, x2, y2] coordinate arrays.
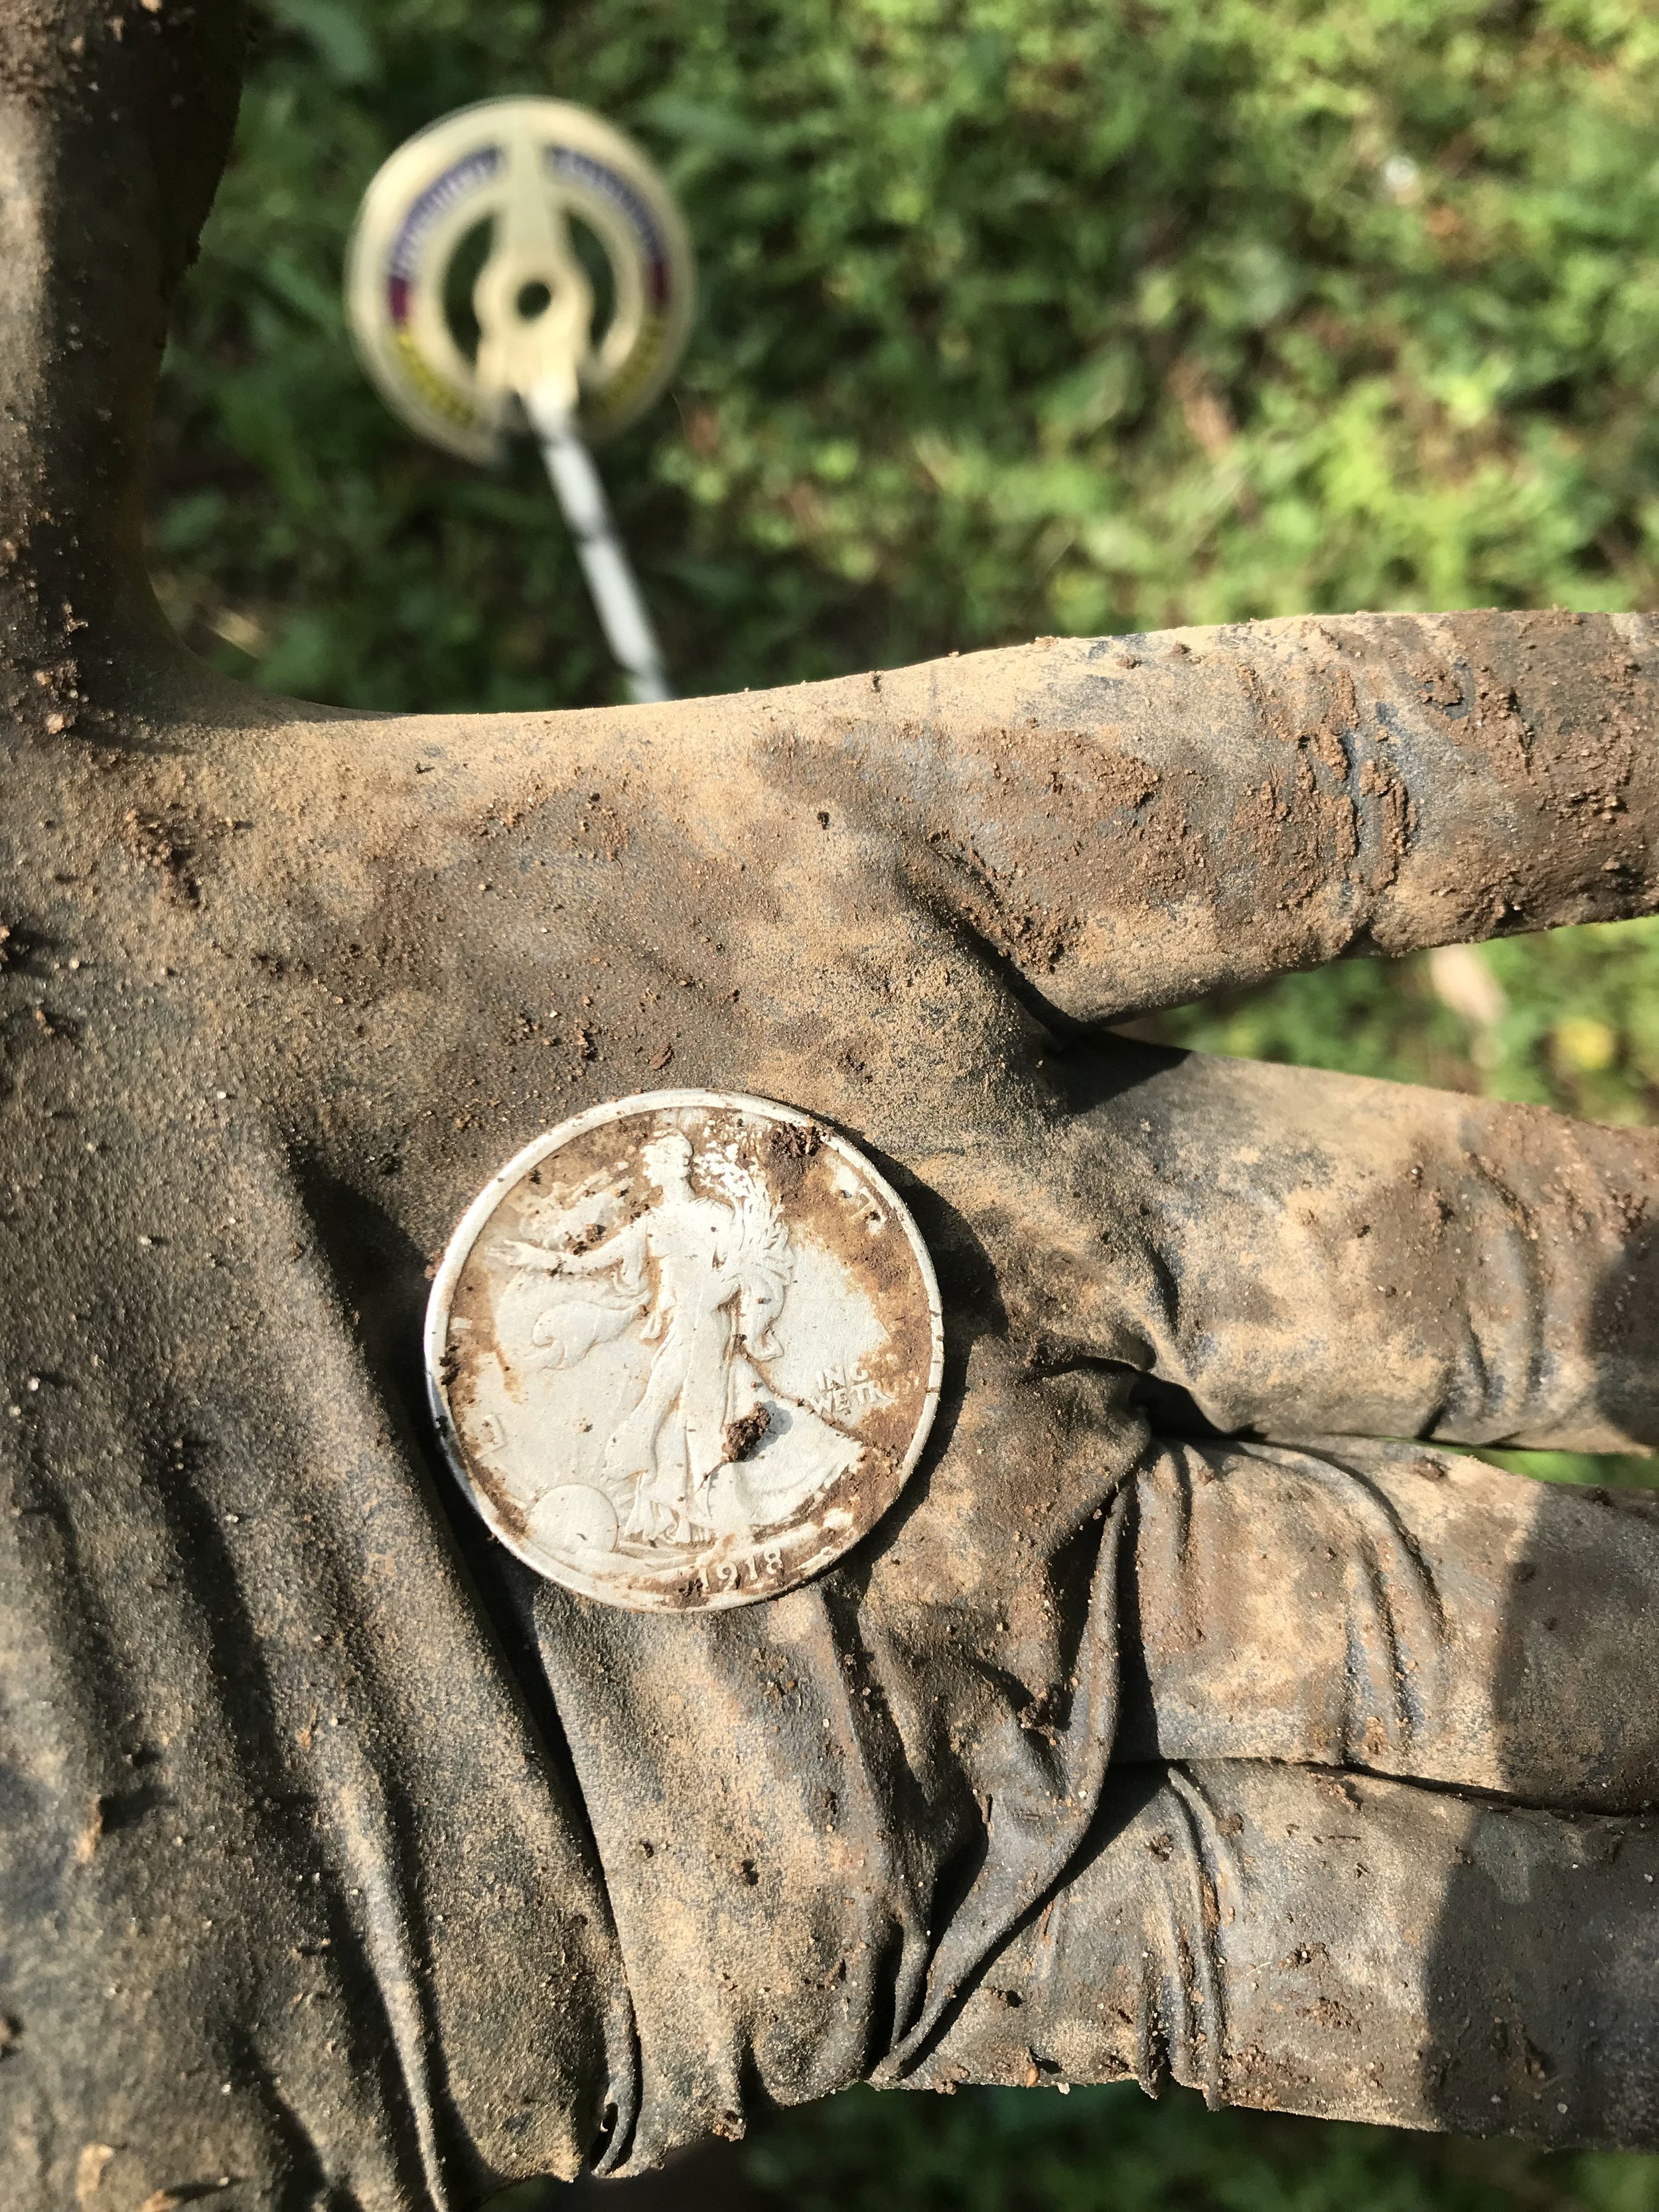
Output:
[[6, 617, 1659, 2209]]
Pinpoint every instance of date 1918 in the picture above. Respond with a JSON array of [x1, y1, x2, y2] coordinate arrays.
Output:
[[696, 1544, 786, 1597]]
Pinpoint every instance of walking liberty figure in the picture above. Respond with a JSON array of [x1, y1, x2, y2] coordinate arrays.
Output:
[[515, 1130, 793, 1542]]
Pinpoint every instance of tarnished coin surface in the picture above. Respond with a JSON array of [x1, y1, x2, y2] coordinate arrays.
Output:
[[425, 1091, 944, 1612]]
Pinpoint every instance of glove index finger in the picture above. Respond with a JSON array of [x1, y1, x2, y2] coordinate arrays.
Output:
[[836, 607, 1657, 1023]]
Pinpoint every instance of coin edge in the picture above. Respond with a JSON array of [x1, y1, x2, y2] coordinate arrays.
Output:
[[423, 1088, 944, 1612]]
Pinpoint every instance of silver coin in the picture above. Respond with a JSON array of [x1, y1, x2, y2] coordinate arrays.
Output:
[[425, 1091, 944, 1612]]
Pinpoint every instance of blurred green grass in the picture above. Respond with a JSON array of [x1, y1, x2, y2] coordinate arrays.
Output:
[[747, 2080, 1659, 2212], [1159, 925, 1659, 1126], [153, 0, 1659, 2204], [155, 0, 1659, 709], [489, 2078, 1659, 2211]]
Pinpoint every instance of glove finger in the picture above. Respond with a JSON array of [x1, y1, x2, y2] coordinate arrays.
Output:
[[912, 1757, 1659, 2147], [817, 607, 1658, 1021], [940, 1042, 1659, 1452], [1117, 1434, 1659, 1812]]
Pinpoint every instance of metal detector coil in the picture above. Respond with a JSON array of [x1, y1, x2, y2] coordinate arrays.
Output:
[[345, 97, 695, 701], [345, 96, 695, 463]]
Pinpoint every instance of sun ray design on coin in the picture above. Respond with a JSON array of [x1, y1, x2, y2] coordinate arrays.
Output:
[[425, 1092, 944, 1611]]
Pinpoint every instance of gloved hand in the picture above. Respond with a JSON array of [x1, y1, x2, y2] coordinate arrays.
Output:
[[5, 8, 1659, 2208]]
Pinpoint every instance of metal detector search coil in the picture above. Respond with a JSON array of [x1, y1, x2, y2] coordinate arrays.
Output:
[[345, 96, 695, 462], [345, 96, 695, 702]]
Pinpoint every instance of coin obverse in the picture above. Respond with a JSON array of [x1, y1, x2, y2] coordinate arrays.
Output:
[[425, 1091, 944, 1611]]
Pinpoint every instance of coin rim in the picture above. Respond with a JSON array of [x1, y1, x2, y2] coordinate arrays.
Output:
[[424, 1089, 945, 1612]]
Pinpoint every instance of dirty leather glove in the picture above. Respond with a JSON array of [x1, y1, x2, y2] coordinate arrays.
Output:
[[7, 8, 1659, 2207], [11, 603, 1659, 2207]]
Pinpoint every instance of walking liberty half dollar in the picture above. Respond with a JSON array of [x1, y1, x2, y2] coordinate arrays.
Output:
[[425, 1091, 944, 1611]]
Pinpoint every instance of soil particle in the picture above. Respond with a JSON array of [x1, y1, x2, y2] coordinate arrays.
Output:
[[721, 1408, 770, 1464], [120, 809, 198, 904]]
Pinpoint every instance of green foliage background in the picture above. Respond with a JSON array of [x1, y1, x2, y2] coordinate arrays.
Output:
[[149, 0, 1659, 2204]]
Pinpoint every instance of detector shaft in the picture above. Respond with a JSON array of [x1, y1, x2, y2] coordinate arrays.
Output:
[[526, 382, 673, 705]]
